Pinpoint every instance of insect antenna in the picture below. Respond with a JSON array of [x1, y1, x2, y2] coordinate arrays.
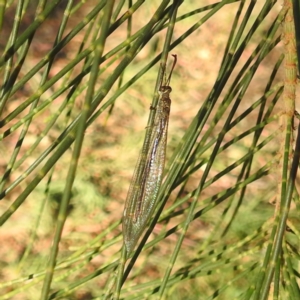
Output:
[[166, 54, 177, 86]]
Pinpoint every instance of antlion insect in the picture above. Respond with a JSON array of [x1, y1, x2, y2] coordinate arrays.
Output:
[[123, 55, 177, 254]]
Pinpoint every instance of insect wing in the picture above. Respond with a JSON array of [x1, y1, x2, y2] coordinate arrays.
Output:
[[122, 92, 170, 254]]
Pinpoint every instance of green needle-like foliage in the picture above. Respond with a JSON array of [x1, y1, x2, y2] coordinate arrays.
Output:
[[0, 1, 299, 299]]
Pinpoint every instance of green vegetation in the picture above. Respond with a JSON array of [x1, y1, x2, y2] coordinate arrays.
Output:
[[0, 1, 299, 299]]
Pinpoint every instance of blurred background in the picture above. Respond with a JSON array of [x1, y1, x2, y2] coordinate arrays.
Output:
[[0, 1, 294, 299]]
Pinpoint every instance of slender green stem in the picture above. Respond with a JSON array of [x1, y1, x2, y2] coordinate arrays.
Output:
[[259, 1, 297, 298], [40, 2, 115, 298], [114, 246, 127, 300]]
